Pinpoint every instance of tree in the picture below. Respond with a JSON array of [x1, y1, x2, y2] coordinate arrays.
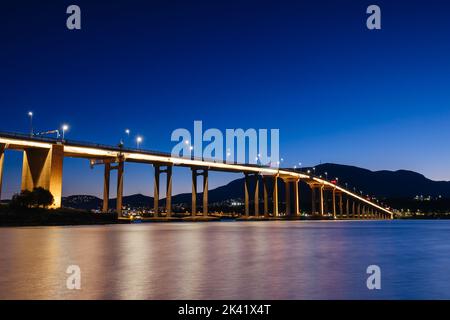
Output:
[[10, 190, 34, 208], [33, 187, 54, 208], [10, 188, 54, 209]]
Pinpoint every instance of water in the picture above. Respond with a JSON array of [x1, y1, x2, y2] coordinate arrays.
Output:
[[1, 220, 450, 300]]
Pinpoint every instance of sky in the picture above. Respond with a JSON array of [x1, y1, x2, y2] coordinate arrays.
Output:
[[1, 0, 450, 198]]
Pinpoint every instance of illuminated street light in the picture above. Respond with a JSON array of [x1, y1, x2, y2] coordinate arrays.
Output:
[[125, 129, 130, 136], [28, 111, 33, 136], [62, 124, 69, 140], [136, 136, 143, 149]]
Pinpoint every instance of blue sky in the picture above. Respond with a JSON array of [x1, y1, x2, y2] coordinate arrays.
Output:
[[1, 0, 450, 198]]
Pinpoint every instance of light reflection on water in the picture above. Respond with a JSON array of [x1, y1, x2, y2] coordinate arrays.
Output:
[[1, 220, 450, 300]]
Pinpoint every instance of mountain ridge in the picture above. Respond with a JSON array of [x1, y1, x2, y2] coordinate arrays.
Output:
[[62, 163, 450, 210]]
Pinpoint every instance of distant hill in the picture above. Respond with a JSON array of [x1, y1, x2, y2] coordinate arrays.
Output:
[[309, 163, 450, 198], [62, 163, 450, 210]]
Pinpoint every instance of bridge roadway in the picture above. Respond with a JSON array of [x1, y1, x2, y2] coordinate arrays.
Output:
[[0, 131, 393, 219]]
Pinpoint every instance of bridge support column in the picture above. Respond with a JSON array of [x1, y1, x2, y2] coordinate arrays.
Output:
[[202, 169, 208, 216], [332, 189, 336, 219], [263, 176, 269, 218], [166, 165, 173, 217], [254, 174, 259, 217], [339, 193, 343, 218], [0, 144, 4, 201], [21, 145, 64, 208], [244, 173, 250, 217], [153, 165, 160, 216], [346, 196, 350, 218], [191, 169, 197, 216], [352, 201, 356, 219], [285, 180, 291, 216], [294, 179, 300, 216], [273, 175, 278, 217], [311, 186, 316, 215], [103, 162, 110, 213], [357, 203, 361, 219], [116, 160, 124, 216], [319, 185, 324, 216], [192, 168, 208, 217]]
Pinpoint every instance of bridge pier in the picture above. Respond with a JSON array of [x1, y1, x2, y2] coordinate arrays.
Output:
[[293, 179, 300, 216], [273, 175, 279, 217], [346, 196, 350, 218], [0, 143, 4, 201], [254, 174, 259, 217], [323, 187, 328, 216], [191, 169, 197, 216], [202, 169, 208, 216], [244, 173, 250, 217], [339, 192, 343, 218], [153, 164, 173, 217], [311, 186, 316, 215], [166, 165, 173, 217], [319, 185, 324, 216], [191, 168, 208, 217], [263, 176, 269, 217], [21, 145, 64, 208], [284, 180, 291, 216], [154, 165, 160, 216], [351, 201, 355, 219], [116, 160, 124, 216], [332, 188, 336, 219], [102, 163, 110, 213]]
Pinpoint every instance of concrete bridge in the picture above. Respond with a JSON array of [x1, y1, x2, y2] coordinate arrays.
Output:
[[0, 132, 393, 219]]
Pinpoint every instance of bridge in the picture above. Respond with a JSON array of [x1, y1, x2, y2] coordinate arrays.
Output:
[[0, 131, 393, 219]]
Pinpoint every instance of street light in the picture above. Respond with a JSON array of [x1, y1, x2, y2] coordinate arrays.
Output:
[[62, 124, 69, 140], [28, 112, 33, 136], [136, 136, 143, 149]]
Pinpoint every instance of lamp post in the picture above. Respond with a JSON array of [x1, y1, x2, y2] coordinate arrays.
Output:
[[28, 112, 33, 136], [62, 124, 69, 140], [136, 136, 142, 149]]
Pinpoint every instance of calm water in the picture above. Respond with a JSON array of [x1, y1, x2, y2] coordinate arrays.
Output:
[[1, 220, 450, 300]]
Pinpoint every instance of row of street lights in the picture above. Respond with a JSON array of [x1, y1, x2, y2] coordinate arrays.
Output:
[[28, 111, 69, 139], [123, 128, 143, 149]]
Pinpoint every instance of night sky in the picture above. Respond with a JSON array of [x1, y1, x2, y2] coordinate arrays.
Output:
[[1, 0, 450, 198]]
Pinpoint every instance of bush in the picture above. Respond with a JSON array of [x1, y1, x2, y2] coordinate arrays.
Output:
[[10, 188, 54, 209]]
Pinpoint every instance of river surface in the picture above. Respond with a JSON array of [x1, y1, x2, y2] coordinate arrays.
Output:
[[1, 220, 450, 300]]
